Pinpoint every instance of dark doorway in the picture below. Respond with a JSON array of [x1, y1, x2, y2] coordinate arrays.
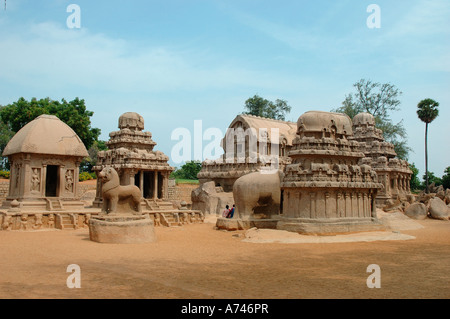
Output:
[[280, 190, 284, 215], [135, 171, 155, 199], [134, 172, 140, 188], [158, 172, 163, 199], [144, 172, 154, 199], [45, 165, 59, 197]]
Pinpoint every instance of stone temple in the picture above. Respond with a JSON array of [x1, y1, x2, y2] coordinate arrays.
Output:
[[198, 114, 297, 192], [93, 112, 174, 210], [0, 112, 204, 231], [351, 112, 412, 206], [199, 110, 411, 234], [93, 112, 204, 225], [278, 111, 384, 234], [0, 114, 94, 230]]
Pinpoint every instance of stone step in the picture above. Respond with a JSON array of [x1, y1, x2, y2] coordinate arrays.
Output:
[[168, 222, 180, 227]]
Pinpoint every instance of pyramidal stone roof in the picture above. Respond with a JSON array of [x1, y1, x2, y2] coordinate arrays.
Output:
[[2, 114, 88, 157]]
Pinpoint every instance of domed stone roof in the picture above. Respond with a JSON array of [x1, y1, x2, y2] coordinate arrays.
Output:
[[353, 112, 376, 126], [118, 112, 144, 131], [2, 114, 88, 157], [296, 111, 353, 136]]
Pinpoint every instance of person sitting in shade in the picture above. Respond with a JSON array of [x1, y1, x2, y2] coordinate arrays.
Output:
[[226, 204, 235, 219], [222, 205, 230, 218]]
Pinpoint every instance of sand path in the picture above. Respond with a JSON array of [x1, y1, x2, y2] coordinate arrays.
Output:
[[0, 211, 449, 299]]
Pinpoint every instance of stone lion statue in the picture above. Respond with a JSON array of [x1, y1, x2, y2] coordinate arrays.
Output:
[[99, 166, 142, 215]]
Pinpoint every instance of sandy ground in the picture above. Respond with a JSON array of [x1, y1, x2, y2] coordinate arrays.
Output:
[[0, 210, 449, 299]]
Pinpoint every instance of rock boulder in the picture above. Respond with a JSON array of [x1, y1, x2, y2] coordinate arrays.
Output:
[[404, 202, 428, 220], [428, 197, 449, 220]]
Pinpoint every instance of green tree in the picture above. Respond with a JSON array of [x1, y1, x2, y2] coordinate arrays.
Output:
[[409, 163, 421, 191], [421, 171, 442, 189], [170, 160, 202, 180], [0, 97, 101, 150], [416, 98, 439, 193], [332, 79, 410, 160], [243, 95, 292, 121], [0, 111, 14, 170], [80, 140, 108, 173], [442, 167, 450, 190]]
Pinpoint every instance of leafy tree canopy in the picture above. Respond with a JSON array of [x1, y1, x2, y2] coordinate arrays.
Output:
[[416, 98, 439, 193], [422, 171, 442, 188], [80, 140, 108, 173], [417, 98, 439, 124], [170, 161, 202, 180], [332, 79, 410, 160], [0, 117, 15, 170], [442, 167, 450, 190], [243, 95, 292, 121], [0, 97, 101, 150], [409, 163, 421, 191]]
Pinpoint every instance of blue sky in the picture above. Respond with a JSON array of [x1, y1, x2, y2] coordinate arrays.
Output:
[[0, 0, 449, 177]]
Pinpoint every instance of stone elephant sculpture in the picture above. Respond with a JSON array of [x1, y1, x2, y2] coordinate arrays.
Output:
[[232, 170, 283, 220]]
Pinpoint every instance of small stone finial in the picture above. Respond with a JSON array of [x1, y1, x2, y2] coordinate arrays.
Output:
[[118, 112, 145, 131], [8, 199, 21, 212]]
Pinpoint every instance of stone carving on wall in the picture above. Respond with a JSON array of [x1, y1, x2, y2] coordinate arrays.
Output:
[[31, 168, 41, 193], [2, 215, 12, 230], [65, 170, 74, 193], [20, 213, 28, 231], [33, 214, 43, 230], [48, 214, 55, 228], [14, 163, 20, 191]]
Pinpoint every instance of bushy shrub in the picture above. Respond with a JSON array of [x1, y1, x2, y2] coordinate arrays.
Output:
[[0, 170, 10, 179], [79, 171, 93, 182]]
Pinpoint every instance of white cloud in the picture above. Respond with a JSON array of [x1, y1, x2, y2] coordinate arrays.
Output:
[[0, 20, 308, 94]]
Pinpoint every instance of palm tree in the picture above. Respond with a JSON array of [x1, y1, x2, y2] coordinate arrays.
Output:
[[417, 99, 439, 193]]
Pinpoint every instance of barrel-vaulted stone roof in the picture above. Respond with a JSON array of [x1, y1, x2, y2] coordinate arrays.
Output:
[[228, 114, 297, 145]]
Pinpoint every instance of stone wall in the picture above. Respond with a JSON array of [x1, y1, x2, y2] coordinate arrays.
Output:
[[1, 179, 198, 206], [78, 183, 97, 197], [0, 180, 9, 203], [168, 182, 199, 204]]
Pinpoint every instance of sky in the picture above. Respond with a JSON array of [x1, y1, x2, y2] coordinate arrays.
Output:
[[0, 0, 448, 177]]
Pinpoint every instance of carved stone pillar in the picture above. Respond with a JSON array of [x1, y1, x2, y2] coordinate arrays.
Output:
[[162, 172, 168, 200], [42, 164, 47, 197], [23, 156, 31, 197], [139, 171, 144, 197], [59, 165, 66, 198], [309, 193, 316, 219], [129, 169, 136, 186], [74, 162, 80, 198], [153, 171, 158, 199]]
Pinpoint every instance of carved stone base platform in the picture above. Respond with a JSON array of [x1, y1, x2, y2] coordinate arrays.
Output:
[[89, 214, 156, 244], [277, 217, 385, 235], [216, 217, 279, 231]]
